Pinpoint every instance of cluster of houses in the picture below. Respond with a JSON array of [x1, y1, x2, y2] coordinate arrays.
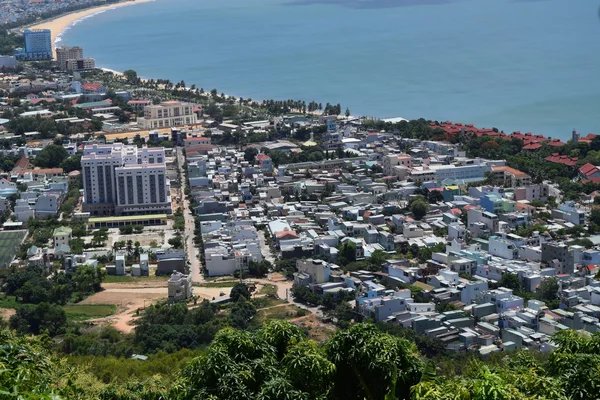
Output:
[[180, 115, 600, 354], [4, 63, 600, 351], [0, 157, 72, 228], [0, 0, 102, 25]]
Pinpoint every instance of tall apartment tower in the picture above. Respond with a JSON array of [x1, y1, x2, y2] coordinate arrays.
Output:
[[81, 143, 172, 216], [138, 101, 197, 129], [19, 29, 52, 60], [56, 46, 83, 69]]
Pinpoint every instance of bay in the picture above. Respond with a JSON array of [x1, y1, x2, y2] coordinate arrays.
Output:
[[61, 0, 600, 140]]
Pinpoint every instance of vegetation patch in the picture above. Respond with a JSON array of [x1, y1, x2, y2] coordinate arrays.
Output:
[[63, 304, 116, 321], [257, 284, 277, 296], [0, 294, 20, 309], [197, 281, 238, 288], [103, 275, 169, 284], [251, 296, 287, 309], [253, 304, 302, 326]]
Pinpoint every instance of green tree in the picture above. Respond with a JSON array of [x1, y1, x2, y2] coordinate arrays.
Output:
[[230, 283, 250, 302], [228, 298, 256, 329], [244, 147, 258, 162], [498, 272, 521, 291], [411, 198, 429, 220], [338, 241, 357, 265], [9, 302, 67, 336], [123, 69, 138, 83], [368, 249, 388, 271], [248, 260, 270, 278], [326, 323, 422, 400], [61, 154, 82, 172], [34, 144, 69, 168]]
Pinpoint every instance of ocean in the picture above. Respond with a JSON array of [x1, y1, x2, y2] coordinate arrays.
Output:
[[60, 0, 600, 140]]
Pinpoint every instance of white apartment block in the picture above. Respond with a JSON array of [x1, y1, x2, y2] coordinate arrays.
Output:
[[81, 143, 171, 216], [138, 101, 197, 129]]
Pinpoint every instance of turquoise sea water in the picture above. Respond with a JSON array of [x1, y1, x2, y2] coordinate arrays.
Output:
[[60, 0, 600, 140]]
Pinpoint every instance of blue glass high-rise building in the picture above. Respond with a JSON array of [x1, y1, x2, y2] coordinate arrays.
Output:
[[15, 29, 52, 60]]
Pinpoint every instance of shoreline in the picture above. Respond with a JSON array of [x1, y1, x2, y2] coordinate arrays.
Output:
[[29, 0, 156, 56]]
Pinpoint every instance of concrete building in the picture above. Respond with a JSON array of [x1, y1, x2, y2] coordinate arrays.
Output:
[[461, 280, 488, 304], [295, 259, 331, 284], [383, 154, 413, 176], [489, 235, 519, 260], [481, 193, 516, 215], [35, 193, 62, 219], [81, 143, 171, 216], [132, 254, 150, 277], [115, 254, 125, 276], [467, 207, 499, 237], [53, 226, 72, 248], [168, 271, 193, 301], [513, 184, 550, 202], [56, 45, 83, 70], [542, 243, 575, 275], [551, 202, 586, 226], [156, 250, 186, 275], [491, 166, 532, 187], [17, 29, 52, 60], [0, 55, 17, 69], [65, 58, 96, 71], [138, 101, 197, 129]]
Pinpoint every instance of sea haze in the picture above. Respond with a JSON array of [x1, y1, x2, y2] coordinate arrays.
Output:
[[61, 0, 600, 140]]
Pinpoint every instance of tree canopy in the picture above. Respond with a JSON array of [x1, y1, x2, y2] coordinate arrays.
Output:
[[0, 322, 600, 399], [410, 197, 429, 220], [34, 144, 69, 168]]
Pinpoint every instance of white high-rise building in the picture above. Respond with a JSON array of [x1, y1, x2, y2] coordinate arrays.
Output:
[[81, 143, 172, 216], [138, 101, 197, 129]]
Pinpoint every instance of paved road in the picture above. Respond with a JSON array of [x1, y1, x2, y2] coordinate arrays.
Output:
[[258, 230, 276, 265], [177, 147, 203, 283]]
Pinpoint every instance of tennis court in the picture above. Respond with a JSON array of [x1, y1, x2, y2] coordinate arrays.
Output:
[[0, 231, 27, 269]]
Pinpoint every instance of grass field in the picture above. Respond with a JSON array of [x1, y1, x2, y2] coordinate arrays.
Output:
[[0, 230, 27, 269], [252, 305, 303, 326], [252, 297, 287, 309], [0, 295, 19, 309], [197, 281, 238, 288], [63, 304, 116, 321], [103, 275, 169, 284], [258, 284, 277, 296]]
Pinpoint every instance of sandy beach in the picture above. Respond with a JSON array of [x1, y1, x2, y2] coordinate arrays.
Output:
[[29, 0, 155, 55]]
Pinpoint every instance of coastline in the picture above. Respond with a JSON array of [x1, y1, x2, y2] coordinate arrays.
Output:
[[29, 0, 155, 56]]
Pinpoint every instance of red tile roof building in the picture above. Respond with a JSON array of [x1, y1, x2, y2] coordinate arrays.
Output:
[[545, 153, 578, 167], [579, 163, 600, 180]]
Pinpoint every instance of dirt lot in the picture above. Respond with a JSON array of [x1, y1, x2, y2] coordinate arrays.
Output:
[[291, 313, 336, 342], [82, 280, 242, 333], [0, 308, 16, 321], [81, 282, 167, 333], [113, 231, 167, 247]]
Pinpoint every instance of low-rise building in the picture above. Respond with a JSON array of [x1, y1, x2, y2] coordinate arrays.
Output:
[[168, 271, 193, 301], [53, 226, 72, 248]]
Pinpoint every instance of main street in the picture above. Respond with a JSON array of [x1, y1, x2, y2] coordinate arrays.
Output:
[[177, 147, 203, 283], [176, 148, 321, 316]]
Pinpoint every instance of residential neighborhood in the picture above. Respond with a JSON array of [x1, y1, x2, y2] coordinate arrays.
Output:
[[2, 59, 600, 358]]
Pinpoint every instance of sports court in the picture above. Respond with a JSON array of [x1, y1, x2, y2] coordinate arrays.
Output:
[[0, 230, 27, 269]]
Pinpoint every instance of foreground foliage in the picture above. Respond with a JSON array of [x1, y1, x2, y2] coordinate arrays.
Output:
[[2, 322, 600, 399]]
